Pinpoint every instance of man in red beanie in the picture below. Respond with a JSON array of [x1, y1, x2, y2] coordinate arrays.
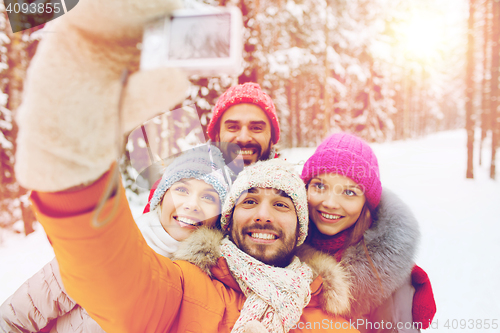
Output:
[[143, 82, 280, 213], [206, 82, 280, 166]]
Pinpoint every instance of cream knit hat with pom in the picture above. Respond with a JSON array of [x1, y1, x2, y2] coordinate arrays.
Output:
[[220, 159, 308, 246]]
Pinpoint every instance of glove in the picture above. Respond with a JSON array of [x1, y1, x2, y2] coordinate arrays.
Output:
[[15, 0, 189, 192], [411, 264, 437, 329]]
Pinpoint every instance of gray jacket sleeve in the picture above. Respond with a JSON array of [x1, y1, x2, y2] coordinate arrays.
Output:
[[356, 275, 420, 333], [0, 258, 77, 332]]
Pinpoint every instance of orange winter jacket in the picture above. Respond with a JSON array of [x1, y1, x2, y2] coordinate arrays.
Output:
[[30, 173, 360, 333]]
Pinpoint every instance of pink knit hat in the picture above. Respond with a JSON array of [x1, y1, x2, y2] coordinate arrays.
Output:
[[301, 133, 382, 210], [207, 82, 280, 144]]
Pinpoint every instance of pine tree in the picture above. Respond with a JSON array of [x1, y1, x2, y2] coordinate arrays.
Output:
[[490, 0, 500, 179], [1, 6, 41, 234], [466, 0, 476, 179], [479, 0, 491, 166]]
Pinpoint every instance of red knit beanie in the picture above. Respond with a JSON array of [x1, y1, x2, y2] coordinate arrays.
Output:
[[207, 82, 280, 144], [301, 132, 382, 210]]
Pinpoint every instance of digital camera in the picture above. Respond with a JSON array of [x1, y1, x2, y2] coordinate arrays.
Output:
[[140, 7, 243, 77]]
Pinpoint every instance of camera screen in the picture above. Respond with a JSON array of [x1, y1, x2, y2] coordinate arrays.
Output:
[[168, 13, 231, 60]]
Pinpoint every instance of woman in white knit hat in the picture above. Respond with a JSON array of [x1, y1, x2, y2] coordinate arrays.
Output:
[[0, 145, 230, 333], [137, 144, 230, 256]]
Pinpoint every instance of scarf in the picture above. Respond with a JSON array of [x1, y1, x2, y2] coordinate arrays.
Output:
[[308, 223, 354, 261], [220, 237, 313, 333], [136, 211, 179, 258]]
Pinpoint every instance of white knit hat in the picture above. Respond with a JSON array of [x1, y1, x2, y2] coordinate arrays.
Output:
[[149, 145, 230, 212], [220, 159, 308, 246]]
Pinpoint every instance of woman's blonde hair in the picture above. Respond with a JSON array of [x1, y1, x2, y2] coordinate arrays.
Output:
[[343, 204, 384, 292]]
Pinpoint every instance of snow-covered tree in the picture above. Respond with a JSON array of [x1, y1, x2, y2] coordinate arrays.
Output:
[[237, 0, 467, 146], [1, 6, 42, 234]]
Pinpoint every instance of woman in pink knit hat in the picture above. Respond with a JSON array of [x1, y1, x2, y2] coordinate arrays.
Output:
[[300, 132, 436, 333]]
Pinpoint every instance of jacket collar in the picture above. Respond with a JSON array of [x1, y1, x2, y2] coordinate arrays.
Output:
[[173, 227, 352, 316]]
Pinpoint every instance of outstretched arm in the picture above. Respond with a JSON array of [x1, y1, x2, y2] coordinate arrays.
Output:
[[29, 170, 184, 333], [13, 0, 190, 330]]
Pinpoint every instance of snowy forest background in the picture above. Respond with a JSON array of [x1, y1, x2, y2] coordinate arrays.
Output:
[[1, 0, 500, 235]]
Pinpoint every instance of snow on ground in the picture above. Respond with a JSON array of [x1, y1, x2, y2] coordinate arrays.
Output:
[[0, 190, 150, 305], [0, 224, 55, 303], [1, 129, 499, 332]]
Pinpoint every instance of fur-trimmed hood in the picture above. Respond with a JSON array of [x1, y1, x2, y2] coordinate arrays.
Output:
[[172, 227, 224, 275], [173, 227, 352, 316], [323, 188, 420, 317]]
